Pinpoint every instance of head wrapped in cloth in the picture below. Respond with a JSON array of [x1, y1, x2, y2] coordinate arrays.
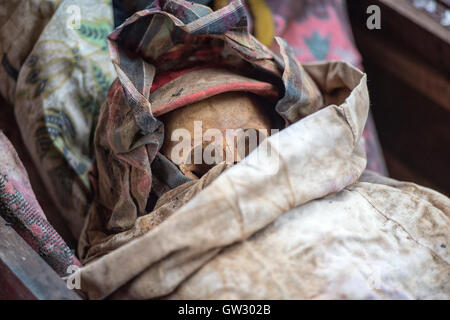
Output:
[[88, 0, 322, 234]]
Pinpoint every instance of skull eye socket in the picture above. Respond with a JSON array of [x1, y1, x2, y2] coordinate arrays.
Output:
[[159, 92, 277, 179]]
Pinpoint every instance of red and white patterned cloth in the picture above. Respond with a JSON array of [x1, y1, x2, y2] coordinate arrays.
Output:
[[0, 131, 81, 276]]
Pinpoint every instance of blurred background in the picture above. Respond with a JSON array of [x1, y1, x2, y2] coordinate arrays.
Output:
[[347, 0, 449, 196]]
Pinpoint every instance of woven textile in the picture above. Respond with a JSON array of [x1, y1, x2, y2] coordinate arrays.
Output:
[[0, 131, 80, 276]]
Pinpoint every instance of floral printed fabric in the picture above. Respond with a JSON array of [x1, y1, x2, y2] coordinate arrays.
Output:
[[0, 0, 115, 274], [7, 0, 116, 238], [266, 0, 362, 65]]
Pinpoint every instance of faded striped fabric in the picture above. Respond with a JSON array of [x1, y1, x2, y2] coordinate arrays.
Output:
[[108, 0, 321, 122]]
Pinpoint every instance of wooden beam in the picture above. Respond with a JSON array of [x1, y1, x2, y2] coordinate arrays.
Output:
[[348, 0, 450, 195], [348, 0, 450, 72], [0, 216, 81, 300], [353, 28, 450, 111], [380, 0, 450, 43]]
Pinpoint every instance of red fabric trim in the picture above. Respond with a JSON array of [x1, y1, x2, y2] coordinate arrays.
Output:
[[151, 66, 211, 93], [152, 81, 278, 116]]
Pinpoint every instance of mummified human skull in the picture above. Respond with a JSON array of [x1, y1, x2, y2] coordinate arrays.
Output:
[[160, 92, 273, 179]]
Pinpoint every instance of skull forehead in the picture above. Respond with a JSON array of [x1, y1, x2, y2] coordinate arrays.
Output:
[[160, 92, 272, 134]]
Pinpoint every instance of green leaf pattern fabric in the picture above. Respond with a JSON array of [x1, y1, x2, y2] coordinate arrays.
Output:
[[12, 0, 115, 238]]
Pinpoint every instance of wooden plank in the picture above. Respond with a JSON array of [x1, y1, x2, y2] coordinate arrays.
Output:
[[348, 0, 450, 195], [0, 262, 37, 300], [383, 151, 444, 194], [406, 0, 450, 28], [352, 28, 450, 111], [0, 216, 81, 300], [356, 55, 450, 195], [380, 0, 450, 42], [348, 0, 450, 72]]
